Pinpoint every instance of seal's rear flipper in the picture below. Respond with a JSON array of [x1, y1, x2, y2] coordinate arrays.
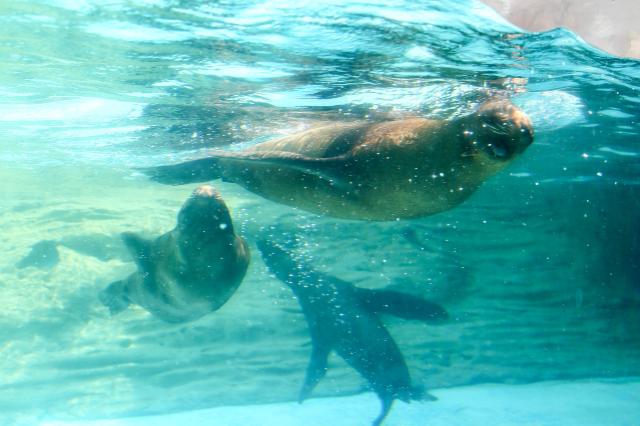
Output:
[[372, 396, 394, 426], [353, 287, 448, 323], [99, 280, 130, 315], [299, 344, 331, 403], [141, 157, 223, 185]]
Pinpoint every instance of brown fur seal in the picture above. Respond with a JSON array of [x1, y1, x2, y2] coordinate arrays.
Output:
[[145, 99, 533, 221], [257, 238, 447, 426], [99, 185, 250, 323]]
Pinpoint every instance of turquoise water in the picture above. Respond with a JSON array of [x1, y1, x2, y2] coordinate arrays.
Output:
[[1, 0, 639, 425]]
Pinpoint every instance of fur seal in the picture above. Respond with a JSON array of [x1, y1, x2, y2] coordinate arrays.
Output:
[[99, 185, 250, 323], [257, 238, 447, 426], [144, 99, 533, 221]]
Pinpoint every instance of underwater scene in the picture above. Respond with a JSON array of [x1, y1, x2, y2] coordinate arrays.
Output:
[[1, 0, 639, 425]]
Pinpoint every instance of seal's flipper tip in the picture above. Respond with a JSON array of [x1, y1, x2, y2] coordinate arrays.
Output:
[[297, 378, 315, 404], [98, 280, 130, 315], [298, 345, 330, 404], [407, 384, 437, 401], [372, 396, 394, 426], [140, 157, 222, 185], [424, 392, 438, 401]]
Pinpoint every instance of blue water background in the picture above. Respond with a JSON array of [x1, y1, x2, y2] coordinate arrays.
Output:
[[0, 0, 639, 425]]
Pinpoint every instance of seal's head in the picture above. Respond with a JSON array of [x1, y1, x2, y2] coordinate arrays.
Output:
[[460, 99, 534, 166], [177, 185, 234, 238]]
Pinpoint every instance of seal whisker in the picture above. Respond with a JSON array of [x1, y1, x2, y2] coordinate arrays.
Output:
[[483, 121, 510, 136]]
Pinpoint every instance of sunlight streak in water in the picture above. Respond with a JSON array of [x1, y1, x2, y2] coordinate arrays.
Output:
[[0, 99, 144, 123]]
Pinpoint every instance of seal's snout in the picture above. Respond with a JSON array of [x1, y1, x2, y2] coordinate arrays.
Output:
[[185, 185, 226, 214], [193, 184, 220, 199], [188, 184, 226, 206], [177, 185, 233, 235], [469, 100, 534, 161]]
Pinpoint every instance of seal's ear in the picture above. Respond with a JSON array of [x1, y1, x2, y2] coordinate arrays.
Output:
[[121, 232, 153, 272]]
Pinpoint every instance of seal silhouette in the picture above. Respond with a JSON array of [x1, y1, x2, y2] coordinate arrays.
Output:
[[257, 238, 447, 426], [144, 99, 533, 221], [99, 185, 250, 323]]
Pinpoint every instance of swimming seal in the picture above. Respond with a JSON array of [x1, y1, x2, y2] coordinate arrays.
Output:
[[99, 185, 250, 323], [144, 99, 533, 221], [257, 238, 447, 426]]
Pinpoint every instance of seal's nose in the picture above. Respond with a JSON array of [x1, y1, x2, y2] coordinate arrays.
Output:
[[177, 185, 233, 235], [193, 184, 218, 198], [474, 100, 534, 159], [510, 109, 534, 153], [187, 185, 227, 212]]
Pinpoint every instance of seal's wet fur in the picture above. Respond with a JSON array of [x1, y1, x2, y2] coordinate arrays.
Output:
[[100, 185, 249, 323], [257, 238, 447, 425], [145, 99, 533, 220]]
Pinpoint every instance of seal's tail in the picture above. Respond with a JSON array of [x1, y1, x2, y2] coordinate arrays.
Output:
[[99, 280, 131, 315], [141, 157, 223, 185]]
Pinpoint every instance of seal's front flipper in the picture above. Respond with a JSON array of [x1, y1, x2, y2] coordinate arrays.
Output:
[[99, 279, 130, 315], [372, 396, 394, 426], [353, 287, 448, 323], [121, 232, 153, 272], [299, 344, 331, 403], [141, 157, 223, 185], [216, 151, 353, 190]]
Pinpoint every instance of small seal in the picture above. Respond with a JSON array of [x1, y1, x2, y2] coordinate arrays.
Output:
[[257, 238, 447, 426], [144, 99, 533, 220], [99, 185, 250, 323]]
